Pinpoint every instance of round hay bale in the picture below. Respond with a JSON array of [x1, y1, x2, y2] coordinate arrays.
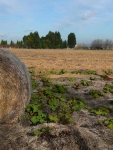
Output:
[[0, 49, 31, 124]]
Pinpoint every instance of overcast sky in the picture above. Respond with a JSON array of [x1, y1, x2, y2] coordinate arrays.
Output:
[[0, 0, 113, 44]]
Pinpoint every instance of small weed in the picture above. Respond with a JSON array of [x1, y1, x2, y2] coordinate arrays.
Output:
[[31, 94, 39, 101], [29, 69, 36, 75], [33, 126, 50, 136], [41, 76, 52, 86], [88, 89, 105, 98], [73, 83, 82, 89], [57, 69, 67, 75], [99, 118, 113, 130], [81, 80, 94, 86], [51, 84, 68, 94], [47, 70, 55, 75], [71, 70, 97, 75], [33, 129, 41, 136], [90, 76, 96, 80], [102, 70, 112, 75], [69, 98, 86, 111], [103, 83, 113, 93], [43, 87, 53, 97], [71, 71, 80, 74], [103, 87, 111, 93], [39, 71, 45, 75], [31, 78, 40, 90], [48, 98, 57, 111], [73, 80, 93, 89], [91, 105, 112, 115], [30, 114, 46, 124], [68, 77, 75, 82], [86, 70, 97, 75], [48, 115, 59, 122]]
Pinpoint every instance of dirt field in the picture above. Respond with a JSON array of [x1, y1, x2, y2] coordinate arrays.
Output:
[[4, 48, 113, 74], [1, 48, 113, 150]]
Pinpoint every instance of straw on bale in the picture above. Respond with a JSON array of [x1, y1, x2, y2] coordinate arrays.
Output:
[[0, 49, 31, 124]]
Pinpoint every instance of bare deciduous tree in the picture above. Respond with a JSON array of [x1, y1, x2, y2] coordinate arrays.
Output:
[[91, 39, 113, 50], [91, 39, 103, 49], [103, 39, 113, 50]]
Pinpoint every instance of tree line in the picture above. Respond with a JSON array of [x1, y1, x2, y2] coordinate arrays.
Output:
[[0, 31, 76, 49], [75, 39, 113, 50], [90, 39, 113, 50]]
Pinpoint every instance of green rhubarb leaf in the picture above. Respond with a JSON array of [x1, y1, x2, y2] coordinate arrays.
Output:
[[42, 126, 50, 133], [72, 105, 81, 111], [49, 115, 59, 122], [33, 130, 41, 136], [32, 105, 39, 113], [30, 116, 38, 124], [49, 98, 57, 111], [108, 123, 113, 130]]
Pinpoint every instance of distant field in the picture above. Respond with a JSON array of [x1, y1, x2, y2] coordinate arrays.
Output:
[[4, 48, 113, 74]]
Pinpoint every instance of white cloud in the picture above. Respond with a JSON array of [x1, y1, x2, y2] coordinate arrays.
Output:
[[82, 11, 98, 20], [0, 0, 39, 16], [0, 33, 5, 37], [53, 0, 113, 31], [24, 29, 34, 32]]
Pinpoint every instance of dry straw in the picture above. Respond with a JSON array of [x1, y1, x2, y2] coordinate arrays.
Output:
[[0, 49, 31, 123]]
